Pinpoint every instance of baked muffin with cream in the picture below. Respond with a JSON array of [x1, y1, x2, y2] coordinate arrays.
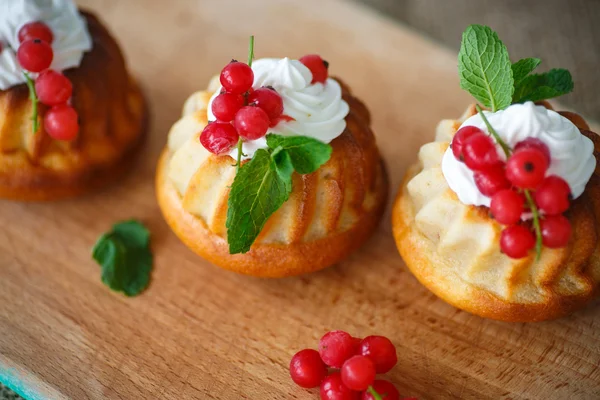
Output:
[[392, 25, 600, 321], [157, 40, 388, 277], [0, 0, 147, 200]]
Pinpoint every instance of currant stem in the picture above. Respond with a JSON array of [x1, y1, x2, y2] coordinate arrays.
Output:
[[235, 137, 243, 172], [524, 189, 543, 260], [23, 72, 39, 134], [475, 104, 511, 158], [247, 35, 255, 67], [367, 386, 383, 400]]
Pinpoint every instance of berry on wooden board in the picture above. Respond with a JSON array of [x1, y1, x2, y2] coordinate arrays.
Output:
[[319, 330, 357, 368], [44, 104, 79, 141], [341, 356, 376, 391], [18, 21, 54, 44], [17, 38, 53, 72], [361, 380, 400, 400], [300, 54, 329, 84], [500, 225, 536, 258], [200, 122, 239, 155], [358, 336, 398, 374], [290, 349, 327, 389], [320, 373, 359, 400], [35, 70, 72, 106], [220, 61, 254, 94]]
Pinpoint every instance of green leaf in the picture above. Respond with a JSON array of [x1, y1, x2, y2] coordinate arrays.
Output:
[[266, 134, 332, 174], [92, 220, 153, 297], [458, 24, 513, 111], [512, 57, 541, 86], [226, 149, 293, 254], [513, 68, 574, 103]]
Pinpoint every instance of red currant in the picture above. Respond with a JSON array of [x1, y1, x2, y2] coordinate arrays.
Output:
[[234, 106, 270, 140], [220, 61, 254, 95], [17, 38, 53, 72], [35, 70, 72, 106], [289, 349, 327, 389], [451, 126, 483, 161], [500, 225, 536, 259], [358, 336, 397, 374], [505, 148, 549, 189], [44, 105, 79, 140], [320, 373, 359, 400], [490, 190, 525, 225], [462, 133, 500, 171], [541, 215, 572, 248], [319, 330, 357, 368], [361, 380, 400, 400], [534, 176, 571, 215], [514, 138, 551, 164], [18, 21, 54, 44], [341, 356, 376, 391], [300, 54, 329, 84], [211, 92, 244, 122], [473, 164, 511, 197], [200, 122, 239, 155], [248, 87, 284, 121]]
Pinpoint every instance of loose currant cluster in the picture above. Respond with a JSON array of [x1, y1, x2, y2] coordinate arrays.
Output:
[[289, 330, 416, 400], [16, 21, 79, 140], [452, 123, 573, 259], [200, 53, 329, 156]]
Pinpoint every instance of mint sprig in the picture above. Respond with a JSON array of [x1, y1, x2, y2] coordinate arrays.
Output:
[[23, 72, 39, 134], [226, 134, 332, 254], [513, 68, 573, 104], [92, 220, 153, 296]]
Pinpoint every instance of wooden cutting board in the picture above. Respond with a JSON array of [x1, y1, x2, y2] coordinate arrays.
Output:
[[1, 0, 599, 399]]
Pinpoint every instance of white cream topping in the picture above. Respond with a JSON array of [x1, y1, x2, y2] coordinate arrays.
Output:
[[0, 0, 92, 90], [207, 57, 350, 160], [442, 102, 596, 207]]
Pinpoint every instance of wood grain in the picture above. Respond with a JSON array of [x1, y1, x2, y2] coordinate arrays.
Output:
[[1, 0, 599, 399]]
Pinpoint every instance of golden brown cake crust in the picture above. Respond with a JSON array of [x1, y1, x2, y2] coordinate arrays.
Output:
[[0, 11, 148, 201], [392, 109, 600, 322]]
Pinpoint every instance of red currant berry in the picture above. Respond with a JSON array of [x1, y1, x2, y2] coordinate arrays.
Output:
[[17, 39, 53, 73], [299, 54, 329, 84], [248, 87, 284, 121], [234, 106, 270, 140], [490, 190, 525, 225], [541, 215, 572, 248], [462, 133, 500, 171], [358, 336, 397, 374], [18, 21, 54, 44], [220, 61, 254, 95], [505, 148, 549, 189], [319, 330, 357, 368], [514, 138, 551, 164], [211, 92, 244, 122], [500, 225, 536, 259], [534, 176, 571, 215], [35, 70, 72, 106], [289, 349, 327, 389], [320, 373, 359, 400], [361, 380, 400, 400], [451, 126, 483, 161], [473, 164, 511, 197], [341, 356, 376, 391], [44, 105, 79, 140], [199, 122, 239, 155]]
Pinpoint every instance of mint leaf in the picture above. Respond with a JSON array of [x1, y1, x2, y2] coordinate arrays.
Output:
[[512, 57, 541, 86], [92, 220, 152, 297], [266, 134, 332, 174], [513, 68, 574, 103], [226, 149, 293, 254], [458, 24, 513, 111]]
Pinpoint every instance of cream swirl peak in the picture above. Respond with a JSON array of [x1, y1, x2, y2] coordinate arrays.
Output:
[[207, 57, 350, 160], [0, 0, 92, 90], [442, 102, 597, 207]]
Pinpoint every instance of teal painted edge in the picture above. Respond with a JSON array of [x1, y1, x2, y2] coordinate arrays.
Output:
[[0, 366, 40, 400]]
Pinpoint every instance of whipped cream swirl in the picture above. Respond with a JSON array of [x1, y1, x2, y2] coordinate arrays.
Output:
[[442, 102, 597, 207], [0, 0, 92, 90], [207, 57, 350, 160]]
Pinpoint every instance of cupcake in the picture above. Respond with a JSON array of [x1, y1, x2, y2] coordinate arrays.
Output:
[[157, 39, 388, 277], [392, 25, 600, 322], [0, 0, 147, 201]]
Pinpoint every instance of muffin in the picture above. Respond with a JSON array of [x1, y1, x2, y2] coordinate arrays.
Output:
[[0, 0, 147, 201], [157, 51, 388, 277], [392, 24, 600, 322]]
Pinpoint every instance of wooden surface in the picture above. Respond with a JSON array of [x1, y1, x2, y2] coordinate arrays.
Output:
[[1, 0, 599, 399]]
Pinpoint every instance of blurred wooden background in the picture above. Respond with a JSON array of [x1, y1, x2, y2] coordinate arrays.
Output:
[[358, 0, 600, 122]]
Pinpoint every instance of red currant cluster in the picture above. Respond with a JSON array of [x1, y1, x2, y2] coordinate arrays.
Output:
[[200, 54, 329, 155], [290, 330, 416, 400], [16, 21, 79, 140], [452, 125, 572, 258]]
